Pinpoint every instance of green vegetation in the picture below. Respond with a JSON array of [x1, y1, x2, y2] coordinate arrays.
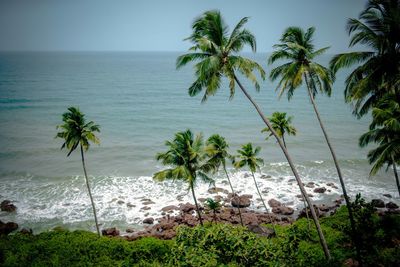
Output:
[[153, 130, 214, 226], [56, 106, 101, 236], [1, 204, 399, 266], [205, 134, 244, 226], [176, 10, 330, 259], [261, 111, 296, 148], [204, 198, 221, 222]]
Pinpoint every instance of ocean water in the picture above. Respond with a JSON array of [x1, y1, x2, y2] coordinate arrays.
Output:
[[0, 52, 398, 233]]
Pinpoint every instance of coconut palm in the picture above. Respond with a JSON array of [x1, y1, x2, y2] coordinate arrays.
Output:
[[177, 10, 331, 259], [359, 95, 400, 196], [56, 107, 101, 236], [205, 134, 244, 226], [261, 112, 297, 148], [154, 130, 213, 226], [330, 0, 400, 118], [205, 198, 221, 222]]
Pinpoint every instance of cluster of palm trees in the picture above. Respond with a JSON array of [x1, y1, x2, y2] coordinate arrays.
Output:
[[175, 0, 399, 261]]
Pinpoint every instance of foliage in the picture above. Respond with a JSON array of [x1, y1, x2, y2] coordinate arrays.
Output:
[[233, 143, 263, 173], [261, 112, 296, 147]]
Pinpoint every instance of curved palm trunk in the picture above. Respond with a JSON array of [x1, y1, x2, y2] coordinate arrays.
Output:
[[223, 161, 244, 226], [251, 171, 276, 231], [80, 145, 101, 237], [282, 135, 287, 149], [391, 156, 400, 197], [190, 182, 203, 226], [304, 74, 361, 263], [234, 75, 331, 260]]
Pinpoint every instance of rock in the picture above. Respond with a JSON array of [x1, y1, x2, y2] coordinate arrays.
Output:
[[126, 203, 136, 208], [383, 194, 392, 198], [268, 199, 282, 208], [143, 217, 154, 224], [326, 182, 338, 189], [371, 199, 385, 208], [161, 205, 179, 212], [179, 203, 196, 213], [198, 198, 207, 203], [385, 202, 399, 209], [19, 228, 33, 235], [207, 187, 229, 194], [343, 258, 359, 267], [260, 175, 271, 179], [287, 178, 295, 183], [117, 200, 125, 205], [313, 187, 326, 194], [298, 205, 320, 219], [142, 200, 155, 205], [244, 173, 251, 178], [102, 227, 120, 236], [247, 225, 275, 238], [296, 193, 314, 199], [126, 228, 135, 233], [272, 206, 294, 215], [140, 206, 151, 211], [1, 200, 17, 212], [334, 198, 344, 206], [305, 182, 315, 188], [318, 204, 331, 212], [0, 221, 18, 235], [231, 195, 251, 208], [241, 212, 259, 225], [176, 194, 185, 201]]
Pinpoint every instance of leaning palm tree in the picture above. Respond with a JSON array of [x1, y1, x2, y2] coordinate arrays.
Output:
[[205, 134, 244, 226], [330, 0, 400, 118], [177, 10, 330, 259], [359, 96, 400, 196], [269, 26, 360, 261], [261, 112, 297, 148], [56, 107, 101, 236], [154, 130, 213, 226]]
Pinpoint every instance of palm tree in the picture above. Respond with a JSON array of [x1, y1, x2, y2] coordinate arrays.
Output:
[[261, 112, 297, 148], [205, 134, 244, 226], [154, 130, 213, 226], [177, 10, 330, 259], [359, 95, 400, 196], [205, 198, 221, 222], [56, 107, 101, 236], [233, 143, 277, 231], [330, 0, 400, 118]]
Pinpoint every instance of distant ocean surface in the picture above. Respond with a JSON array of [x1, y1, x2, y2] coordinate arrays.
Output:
[[0, 52, 398, 233]]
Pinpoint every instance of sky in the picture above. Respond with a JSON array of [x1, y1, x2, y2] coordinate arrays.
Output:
[[0, 0, 367, 53]]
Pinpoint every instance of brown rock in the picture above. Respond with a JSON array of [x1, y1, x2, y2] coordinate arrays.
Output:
[[143, 217, 154, 224], [268, 199, 282, 208], [142, 200, 155, 205], [126, 228, 135, 233], [383, 194, 392, 198], [126, 203, 135, 208], [326, 182, 338, 189], [19, 228, 32, 235], [101, 227, 120, 236], [305, 182, 315, 188], [140, 206, 151, 211], [247, 225, 275, 237], [260, 175, 271, 179], [161, 205, 179, 212], [207, 187, 229, 194], [272, 206, 294, 215], [371, 199, 385, 208], [313, 187, 326, 193], [1, 200, 17, 212], [179, 203, 196, 213], [117, 200, 125, 205], [231, 195, 251, 208], [241, 212, 259, 225], [0, 221, 18, 235], [386, 202, 399, 209]]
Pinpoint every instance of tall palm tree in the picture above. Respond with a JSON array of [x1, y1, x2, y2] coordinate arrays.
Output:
[[177, 10, 330, 259], [269, 26, 360, 261], [330, 0, 400, 118], [359, 95, 400, 196], [56, 107, 101, 236], [261, 112, 297, 148], [205, 134, 244, 226], [154, 130, 213, 226]]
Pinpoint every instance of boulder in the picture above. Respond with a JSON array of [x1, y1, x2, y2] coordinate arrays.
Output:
[[305, 182, 315, 188], [161, 205, 179, 212], [0, 221, 18, 235], [19, 228, 33, 235], [142, 200, 155, 205], [126, 203, 136, 208], [268, 199, 282, 208], [1, 200, 17, 212], [140, 206, 151, 211], [207, 187, 229, 194], [231, 195, 251, 208], [313, 187, 326, 193], [143, 217, 154, 224], [318, 204, 331, 212], [326, 182, 338, 189], [272, 206, 294, 215], [102, 227, 120, 236], [260, 175, 271, 179], [241, 212, 259, 225], [383, 194, 392, 198], [247, 225, 275, 238], [126, 228, 135, 233], [179, 203, 197, 213], [371, 199, 385, 208], [385, 202, 399, 209]]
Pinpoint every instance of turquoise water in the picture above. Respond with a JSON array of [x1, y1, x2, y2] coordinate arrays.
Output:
[[0, 52, 398, 233]]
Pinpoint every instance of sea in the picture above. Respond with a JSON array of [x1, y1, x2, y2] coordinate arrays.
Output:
[[0, 51, 398, 233]]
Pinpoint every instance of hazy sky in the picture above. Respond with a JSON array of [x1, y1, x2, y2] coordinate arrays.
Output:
[[0, 0, 367, 53]]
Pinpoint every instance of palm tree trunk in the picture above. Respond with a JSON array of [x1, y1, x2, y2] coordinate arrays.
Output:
[[223, 161, 244, 226], [282, 135, 287, 149], [391, 156, 400, 197], [80, 145, 100, 237], [190, 181, 203, 226], [251, 171, 276, 231], [234, 75, 331, 260], [304, 74, 361, 264]]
